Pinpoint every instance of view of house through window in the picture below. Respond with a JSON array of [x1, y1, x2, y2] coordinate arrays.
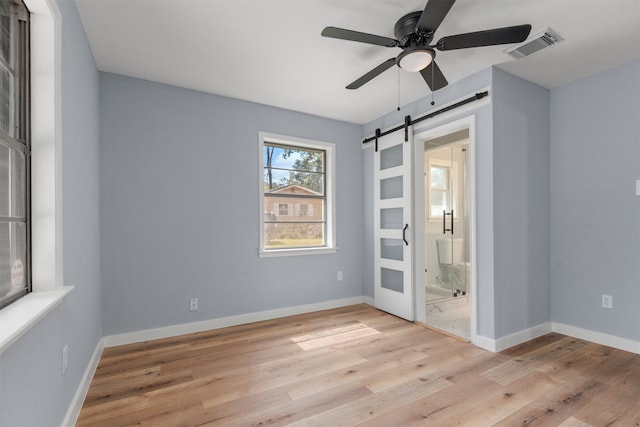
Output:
[[263, 141, 326, 250], [0, 0, 30, 309]]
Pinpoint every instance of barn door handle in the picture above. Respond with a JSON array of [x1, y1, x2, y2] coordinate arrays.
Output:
[[402, 224, 409, 246]]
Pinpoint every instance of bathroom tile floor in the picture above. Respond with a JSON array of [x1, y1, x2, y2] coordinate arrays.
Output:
[[426, 295, 470, 340]]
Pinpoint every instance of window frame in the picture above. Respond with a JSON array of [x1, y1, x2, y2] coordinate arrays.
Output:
[[427, 156, 461, 221], [0, 0, 70, 354], [0, 0, 31, 309], [258, 132, 336, 257]]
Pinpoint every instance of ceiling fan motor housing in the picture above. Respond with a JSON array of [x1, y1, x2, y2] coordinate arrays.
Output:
[[394, 11, 433, 47]]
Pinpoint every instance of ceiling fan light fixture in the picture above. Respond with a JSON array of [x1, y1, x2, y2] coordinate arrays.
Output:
[[397, 47, 433, 72]]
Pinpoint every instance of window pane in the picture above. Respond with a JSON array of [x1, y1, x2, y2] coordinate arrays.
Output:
[[381, 238, 403, 261], [263, 143, 325, 196], [0, 144, 8, 216], [380, 207, 402, 230], [263, 169, 324, 195], [264, 222, 324, 249], [265, 197, 324, 222], [10, 148, 24, 217], [264, 144, 324, 172], [0, 221, 27, 304], [380, 144, 402, 170], [431, 165, 448, 190], [0, 67, 10, 135], [381, 267, 403, 293], [430, 191, 448, 217], [0, 145, 25, 217], [0, 2, 9, 63], [380, 175, 403, 199]]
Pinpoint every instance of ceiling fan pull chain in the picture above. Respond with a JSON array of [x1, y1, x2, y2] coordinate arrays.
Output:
[[430, 64, 436, 106], [397, 67, 401, 111]]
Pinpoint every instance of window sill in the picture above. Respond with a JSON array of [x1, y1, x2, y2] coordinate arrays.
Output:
[[259, 247, 338, 258], [0, 286, 74, 354]]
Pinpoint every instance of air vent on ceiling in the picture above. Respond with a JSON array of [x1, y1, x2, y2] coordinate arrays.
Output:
[[505, 27, 564, 59]]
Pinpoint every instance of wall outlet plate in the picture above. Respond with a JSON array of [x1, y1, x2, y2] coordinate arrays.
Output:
[[189, 298, 198, 312], [601, 294, 613, 309], [62, 345, 68, 375]]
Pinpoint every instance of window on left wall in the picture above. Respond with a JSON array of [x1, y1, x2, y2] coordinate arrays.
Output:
[[259, 132, 336, 257], [0, 0, 30, 309]]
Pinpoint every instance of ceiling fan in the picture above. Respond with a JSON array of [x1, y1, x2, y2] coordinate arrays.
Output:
[[321, 0, 531, 91]]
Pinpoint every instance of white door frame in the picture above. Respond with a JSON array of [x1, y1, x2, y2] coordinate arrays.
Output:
[[413, 115, 477, 344]]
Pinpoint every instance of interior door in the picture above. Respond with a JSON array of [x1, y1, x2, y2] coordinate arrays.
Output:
[[374, 129, 414, 321]]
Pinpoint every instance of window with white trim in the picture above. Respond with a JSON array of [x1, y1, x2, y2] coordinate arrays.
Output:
[[259, 132, 335, 256], [429, 164, 449, 217], [0, 0, 30, 309]]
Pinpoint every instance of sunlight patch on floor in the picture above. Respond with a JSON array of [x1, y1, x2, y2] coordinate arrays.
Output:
[[292, 322, 380, 350]]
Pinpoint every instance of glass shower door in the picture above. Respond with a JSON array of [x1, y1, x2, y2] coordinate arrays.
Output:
[[424, 143, 469, 339]]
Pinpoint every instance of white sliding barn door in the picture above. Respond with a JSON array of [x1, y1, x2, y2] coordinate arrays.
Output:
[[373, 129, 414, 321]]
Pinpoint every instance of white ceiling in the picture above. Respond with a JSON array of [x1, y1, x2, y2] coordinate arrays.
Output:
[[75, 0, 640, 124]]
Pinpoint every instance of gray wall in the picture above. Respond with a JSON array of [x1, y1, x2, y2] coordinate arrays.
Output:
[[492, 68, 551, 338], [0, 0, 102, 425], [99, 74, 364, 336], [550, 59, 640, 341]]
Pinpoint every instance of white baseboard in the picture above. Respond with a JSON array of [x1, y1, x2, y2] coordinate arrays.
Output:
[[62, 337, 104, 427], [472, 334, 498, 352], [363, 296, 374, 306], [473, 323, 552, 353], [552, 322, 640, 355], [473, 322, 640, 355], [103, 296, 367, 348]]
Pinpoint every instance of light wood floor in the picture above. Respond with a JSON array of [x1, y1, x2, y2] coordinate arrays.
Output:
[[77, 304, 640, 426]]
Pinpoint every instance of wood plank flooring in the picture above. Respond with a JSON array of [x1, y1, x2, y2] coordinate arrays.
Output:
[[76, 304, 640, 426]]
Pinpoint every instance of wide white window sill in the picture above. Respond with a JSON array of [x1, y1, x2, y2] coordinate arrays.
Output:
[[0, 286, 74, 354], [259, 247, 338, 258]]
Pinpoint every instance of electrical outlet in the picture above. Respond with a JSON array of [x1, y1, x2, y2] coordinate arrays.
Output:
[[62, 345, 68, 375], [601, 294, 613, 309], [337, 271, 343, 281], [189, 298, 198, 312]]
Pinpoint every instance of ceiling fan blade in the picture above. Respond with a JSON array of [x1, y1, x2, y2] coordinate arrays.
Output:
[[436, 24, 532, 50], [419, 60, 448, 91], [346, 58, 396, 89], [321, 27, 399, 47], [416, 0, 456, 34]]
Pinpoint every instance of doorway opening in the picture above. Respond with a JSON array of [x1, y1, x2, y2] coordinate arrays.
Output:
[[414, 118, 475, 341]]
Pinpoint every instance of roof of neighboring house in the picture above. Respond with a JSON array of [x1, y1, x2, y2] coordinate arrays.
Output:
[[265, 184, 321, 196]]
